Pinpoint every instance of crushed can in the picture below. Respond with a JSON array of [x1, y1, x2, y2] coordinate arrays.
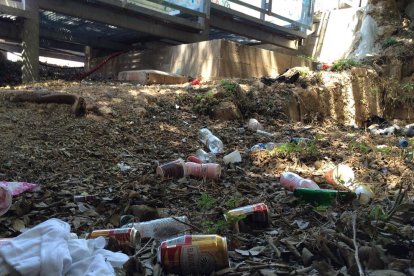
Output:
[[158, 235, 229, 275], [224, 203, 270, 232], [88, 227, 140, 249]]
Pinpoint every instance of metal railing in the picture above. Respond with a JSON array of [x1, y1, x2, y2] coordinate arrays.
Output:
[[212, 0, 314, 30]]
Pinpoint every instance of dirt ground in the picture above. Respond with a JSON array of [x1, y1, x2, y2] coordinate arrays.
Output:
[[0, 79, 413, 275]]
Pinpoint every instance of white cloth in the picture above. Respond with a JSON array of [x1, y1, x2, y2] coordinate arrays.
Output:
[[0, 218, 72, 276], [0, 219, 128, 276]]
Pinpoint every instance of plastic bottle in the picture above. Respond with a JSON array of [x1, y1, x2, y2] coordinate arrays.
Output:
[[280, 172, 320, 191], [195, 149, 216, 163], [293, 188, 356, 206], [290, 137, 312, 144], [199, 128, 224, 154], [247, 118, 263, 131], [250, 142, 278, 152], [398, 138, 409, 148], [122, 216, 191, 241]]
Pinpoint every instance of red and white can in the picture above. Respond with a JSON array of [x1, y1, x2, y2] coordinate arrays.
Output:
[[225, 203, 270, 232], [88, 227, 140, 248], [158, 235, 229, 275]]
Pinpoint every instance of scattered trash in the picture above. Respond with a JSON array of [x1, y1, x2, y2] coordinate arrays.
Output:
[[369, 124, 401, 136], [122, 216, 191, 241], [187, 155, 203, 164], [185, 162, 221, 179], [156, 159, 186, 178], [398, 138, 409, 148], [199, 128, 224, 154], [117, 162, 131, 172], [0, 185, 12, 216], [256, 129, 274, 137], [223, 150, 242, 164], [74, 195, 115, 204], [293, 188, 356, 206], [195, 148, 216, 163], [0, 181, 40, 196], [250, 142, 280, 152], [324, 165, 355, 188], [290, 137, 312, 144], [0, 219, 128, 275], [247, 118, 264, 131], [402, 123, 414, 137], [191, 79, 201, 85], [354, 184, 374, 204], [280, 172, 320, 191], [225, 203, 270, 232], [158, 235, 229, 275], [0, 181, 40, 216], [88, 227, 140, 249]]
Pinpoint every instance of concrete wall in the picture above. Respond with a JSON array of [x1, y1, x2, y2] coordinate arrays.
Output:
[[89, 39, 312, 80]]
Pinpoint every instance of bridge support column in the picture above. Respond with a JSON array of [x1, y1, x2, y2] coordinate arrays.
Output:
[[21, 0, 39, 83]]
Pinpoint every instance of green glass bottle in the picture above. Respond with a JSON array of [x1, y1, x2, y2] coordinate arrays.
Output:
[[293, 188, 356, 206]]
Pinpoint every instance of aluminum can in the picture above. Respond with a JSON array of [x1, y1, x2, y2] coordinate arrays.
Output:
[[88, 227, 140, 248], [158, 235, 229, 275], [225, 203, 270, 231]]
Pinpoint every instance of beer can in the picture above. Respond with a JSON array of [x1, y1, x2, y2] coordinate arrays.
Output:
[[158, 235, 229, 275], [88, 227, 140, 248], [224, 203, 270, 232]]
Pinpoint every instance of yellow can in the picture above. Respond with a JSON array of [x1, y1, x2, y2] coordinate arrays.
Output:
[[158, 235, 229, 275]]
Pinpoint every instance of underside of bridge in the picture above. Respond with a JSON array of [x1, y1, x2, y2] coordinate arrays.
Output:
[[0, 0, 314, 83]]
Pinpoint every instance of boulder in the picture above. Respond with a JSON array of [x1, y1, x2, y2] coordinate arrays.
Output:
[[210, 101, 242, 121]]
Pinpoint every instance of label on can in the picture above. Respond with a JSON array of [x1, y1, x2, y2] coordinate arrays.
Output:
[[89, 228, 133, 245], [159, 235, 229, 275]]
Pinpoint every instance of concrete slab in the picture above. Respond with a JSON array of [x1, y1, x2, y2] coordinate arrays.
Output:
[[89, 39, 311, 80]]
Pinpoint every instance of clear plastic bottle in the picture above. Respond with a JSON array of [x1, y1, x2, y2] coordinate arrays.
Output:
[[250, 142, 278, 152], [280, 172, 320, 191], [122, 216, 191, 241], [199, 128, 224, 154], [195, 149, 217, 163]]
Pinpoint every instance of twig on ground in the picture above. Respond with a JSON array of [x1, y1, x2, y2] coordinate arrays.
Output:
[[352, 212, 364, 276]]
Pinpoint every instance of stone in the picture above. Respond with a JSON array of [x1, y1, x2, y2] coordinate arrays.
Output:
[[133, 107, 148, 118], [210, 101, 242, 121]]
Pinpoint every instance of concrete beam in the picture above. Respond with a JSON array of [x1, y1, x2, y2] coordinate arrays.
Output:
[[21, 0, 40, 83], [0, 0, 30, 18], [0, 20, 129, 51], [0, 41, 84, 62], [210, 14, 298, 49], [38, 0, 203, 43]]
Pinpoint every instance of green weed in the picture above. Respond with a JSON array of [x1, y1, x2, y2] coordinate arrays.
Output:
[[225, 196, 243, 209], [350, 141, 371, 154], [220, 79, 238, 95], [201, 219, 229, 234], [331, 59, 360, 71], [382, 37, 398, 48], [197, 193, 217, 211], [269, 140, 320, 160]]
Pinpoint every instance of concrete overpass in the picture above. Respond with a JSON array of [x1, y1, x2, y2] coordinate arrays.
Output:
[[0, 0, 314, 82]]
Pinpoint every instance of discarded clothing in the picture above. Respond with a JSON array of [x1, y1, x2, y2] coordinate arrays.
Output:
[[0, 218, 128, 276]]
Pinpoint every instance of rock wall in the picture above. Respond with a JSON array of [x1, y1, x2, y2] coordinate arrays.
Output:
[[286, 67, 383, 126]]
